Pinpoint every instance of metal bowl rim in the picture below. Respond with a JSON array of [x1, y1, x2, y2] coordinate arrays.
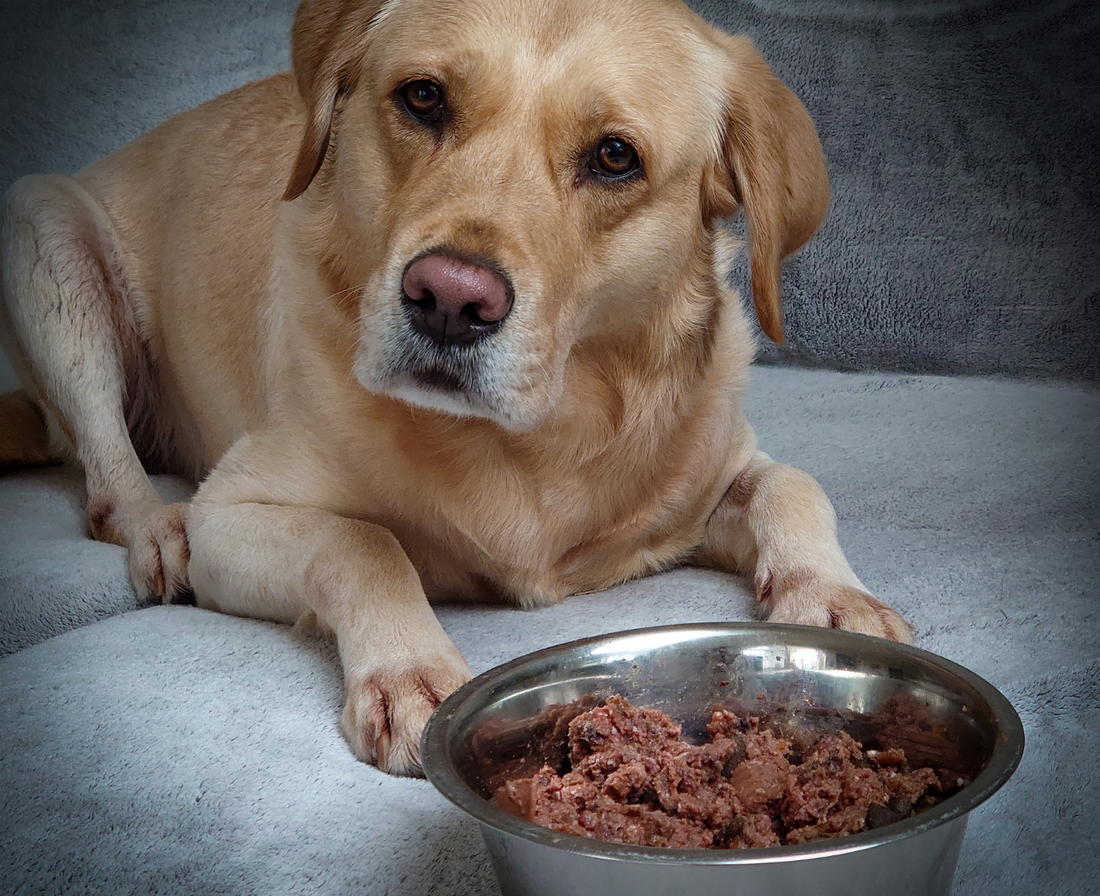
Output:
[[422, 622, 1025, 865]]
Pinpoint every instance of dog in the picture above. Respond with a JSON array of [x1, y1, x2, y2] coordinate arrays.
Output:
[[0, 0, 912, 775]]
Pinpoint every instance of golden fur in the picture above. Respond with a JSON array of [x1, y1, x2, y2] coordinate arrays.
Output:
[[0, 0, 910, 774]]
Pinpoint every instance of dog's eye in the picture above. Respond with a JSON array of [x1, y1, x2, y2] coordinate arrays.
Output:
[[400, 79, 445, 123], [592, 137, 641, 180]]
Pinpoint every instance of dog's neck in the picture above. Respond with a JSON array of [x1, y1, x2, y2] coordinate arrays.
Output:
[[532, 258, 740, 470]]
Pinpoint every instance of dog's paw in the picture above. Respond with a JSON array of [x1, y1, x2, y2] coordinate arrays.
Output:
[[125, 502, 192, 603], [341, 652, 472, 776], [759, 568, 913, 644]]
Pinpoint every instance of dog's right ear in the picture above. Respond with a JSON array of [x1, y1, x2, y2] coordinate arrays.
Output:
[[284, 0, 389, 201]]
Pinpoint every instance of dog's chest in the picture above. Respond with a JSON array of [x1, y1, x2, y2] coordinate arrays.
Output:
[[385, 441, 723, 606]]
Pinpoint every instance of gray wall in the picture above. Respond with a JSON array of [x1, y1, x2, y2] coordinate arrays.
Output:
[[692, 0, 1100, 381], [1, 0, 1097, 387]]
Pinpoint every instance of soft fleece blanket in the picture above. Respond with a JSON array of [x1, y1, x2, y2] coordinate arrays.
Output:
[[2, 367, 1098, 894]]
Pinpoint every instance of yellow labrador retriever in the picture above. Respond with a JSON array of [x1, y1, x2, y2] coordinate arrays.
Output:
[[0, 0, 911, 774]]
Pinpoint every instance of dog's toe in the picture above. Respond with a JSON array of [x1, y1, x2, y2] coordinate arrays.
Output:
[[821, 586, 913, 644], [126, 503, 192, 603], [341, 654, 472, 776], [764, 571, 913, 644]]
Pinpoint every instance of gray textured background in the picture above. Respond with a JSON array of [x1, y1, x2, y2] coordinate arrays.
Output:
[[706, 0, 1100, 380], [1, 0, 1098, 386]]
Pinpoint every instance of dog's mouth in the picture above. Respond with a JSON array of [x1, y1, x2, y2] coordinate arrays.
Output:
[[407, 363, 465, 396], [362, 332, 506, 423]]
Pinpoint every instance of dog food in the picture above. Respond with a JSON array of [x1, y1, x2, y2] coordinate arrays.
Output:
[[492, 696, 965, 849]]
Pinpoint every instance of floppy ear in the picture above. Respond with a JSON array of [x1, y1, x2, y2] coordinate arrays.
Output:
[[284, 0, 389, 201], [705, 34, 830, 344]]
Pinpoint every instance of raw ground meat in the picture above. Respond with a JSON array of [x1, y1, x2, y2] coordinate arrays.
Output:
[[492, 696, 966, 849]]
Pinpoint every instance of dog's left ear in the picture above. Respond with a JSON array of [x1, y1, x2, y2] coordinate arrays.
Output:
[[704, 34, 830, 344], [284, 0, 388, 201]]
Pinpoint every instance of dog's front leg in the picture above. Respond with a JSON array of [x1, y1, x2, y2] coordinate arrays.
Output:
[[188, 475, 470, 775], [697, 451, 912, 643]]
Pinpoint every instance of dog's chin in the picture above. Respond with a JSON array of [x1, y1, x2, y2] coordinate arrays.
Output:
[[356, 362, 544, 432], [386, 371, 495, 422]]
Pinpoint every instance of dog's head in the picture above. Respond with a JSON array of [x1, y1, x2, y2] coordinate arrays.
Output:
[[284, 0, 828, 431]]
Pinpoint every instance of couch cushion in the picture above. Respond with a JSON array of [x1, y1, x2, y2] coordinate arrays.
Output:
[[2, 368, 1098, 894]]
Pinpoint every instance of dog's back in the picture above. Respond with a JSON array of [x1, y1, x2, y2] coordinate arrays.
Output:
[[1, 73, 306, 478], [75, 73, 309, 469]]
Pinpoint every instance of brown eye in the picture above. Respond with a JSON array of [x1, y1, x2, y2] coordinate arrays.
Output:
[[593, 137, 640, 179], [400, 79, 444, 123]]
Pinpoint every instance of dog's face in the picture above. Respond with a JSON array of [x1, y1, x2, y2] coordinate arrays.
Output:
[[284, 0, 829, 431]]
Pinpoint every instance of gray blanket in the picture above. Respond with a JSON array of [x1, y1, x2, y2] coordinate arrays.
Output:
[[2, 368, 1099, 894]]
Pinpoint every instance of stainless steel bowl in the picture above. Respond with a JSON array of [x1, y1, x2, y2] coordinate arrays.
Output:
[[422, 623, 1024, 896]]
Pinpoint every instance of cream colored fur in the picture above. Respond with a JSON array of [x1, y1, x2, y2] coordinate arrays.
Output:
[[0, 0, 911, 775]]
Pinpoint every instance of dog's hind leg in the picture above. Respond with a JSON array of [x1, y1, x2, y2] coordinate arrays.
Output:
[[1, 174, 190, 601]]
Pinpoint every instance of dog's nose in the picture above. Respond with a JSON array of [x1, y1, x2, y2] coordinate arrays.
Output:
[[402, 253, 514, 348]]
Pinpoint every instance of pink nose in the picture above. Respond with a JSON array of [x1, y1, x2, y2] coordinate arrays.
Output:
[[402, 253, 514, 347]]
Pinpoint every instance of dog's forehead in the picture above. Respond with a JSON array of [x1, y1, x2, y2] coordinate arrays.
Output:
[[370, 0, 729, 152]]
